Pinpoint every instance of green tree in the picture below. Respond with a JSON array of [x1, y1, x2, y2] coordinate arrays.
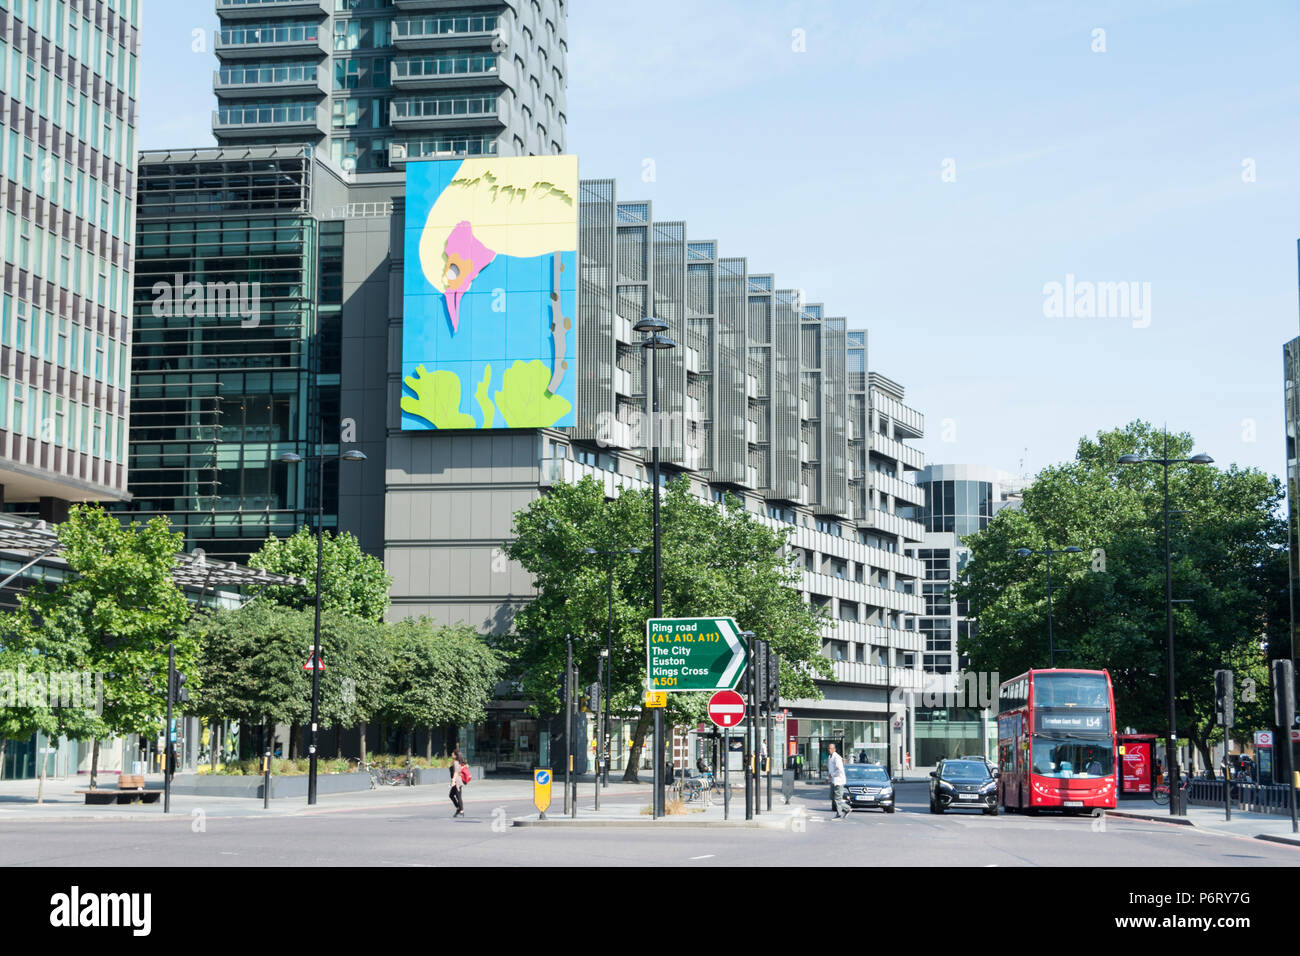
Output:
[[954, 422, 1286, 776], [189, 603, 395, 761], [505, 476, 830, 782], [381, 618, 502, 758], [247, 527, 393, 622], [8, 505, 192, 786]]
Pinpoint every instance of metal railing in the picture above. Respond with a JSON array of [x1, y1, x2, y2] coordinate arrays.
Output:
[[392, 54, 498, 79], [1187, 778, 1299, 815], [215, 104, 320, 127], [218, 24, 319, 45], [393, 14, 498, 39], [391, 94, 498, 120], [217, 63, 318, 86]]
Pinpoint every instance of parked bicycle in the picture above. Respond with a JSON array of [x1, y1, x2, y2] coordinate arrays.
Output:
[[352, 758, 417, 789]]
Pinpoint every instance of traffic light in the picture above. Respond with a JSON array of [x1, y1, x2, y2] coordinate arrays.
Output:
[[174, 671, 189, 706], [586, 682, 601, 716], [1214, 669, 1233, 729], [767, 648, 780, 705], [1270, 659, 1295, 729]]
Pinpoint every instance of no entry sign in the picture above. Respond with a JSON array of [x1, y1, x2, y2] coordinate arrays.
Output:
[[708, 690, 746, 728]]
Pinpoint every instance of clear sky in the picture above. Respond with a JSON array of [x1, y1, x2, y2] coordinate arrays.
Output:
[[138, 0, 1300, 482]]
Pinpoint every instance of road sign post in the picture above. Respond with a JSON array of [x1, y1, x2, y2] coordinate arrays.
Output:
[[646, 617, 748, 692], [534, 768, 553, 819]]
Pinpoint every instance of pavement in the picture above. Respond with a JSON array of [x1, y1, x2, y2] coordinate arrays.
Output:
[[1109, 798, 1300, 846]]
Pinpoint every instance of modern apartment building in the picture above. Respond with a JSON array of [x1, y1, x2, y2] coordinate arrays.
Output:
[[213, 0, 567, 172], [907, 462, 1026, 763], [0, 0, 140, 517]]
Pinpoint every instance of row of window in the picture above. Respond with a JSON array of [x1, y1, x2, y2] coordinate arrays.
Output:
[[0, 40, 136, 170], [3, 127, 132, 236], [2, 207, 132, 325], [0, 294, 127, 385], [0, 377, 124, 463]]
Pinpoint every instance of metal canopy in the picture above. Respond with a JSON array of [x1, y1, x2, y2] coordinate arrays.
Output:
[[0, 514, 307, 590]]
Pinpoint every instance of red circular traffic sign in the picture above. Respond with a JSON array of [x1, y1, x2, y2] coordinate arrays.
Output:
[[708, 690, 746, 728]]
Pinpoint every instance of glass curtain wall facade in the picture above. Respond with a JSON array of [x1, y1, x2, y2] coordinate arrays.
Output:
[[126, 146, 336, 561], [214, 0, 567, 173], [0, 0, 140, 514]]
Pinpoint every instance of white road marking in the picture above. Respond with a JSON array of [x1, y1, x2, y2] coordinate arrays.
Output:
[[690, 854, 716, 860]]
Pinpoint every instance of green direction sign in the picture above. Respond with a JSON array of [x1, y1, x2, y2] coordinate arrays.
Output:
[[646, 617, 748, 692]]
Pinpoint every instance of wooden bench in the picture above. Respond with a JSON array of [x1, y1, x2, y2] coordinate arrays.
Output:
[[75, 774, 162, 805]]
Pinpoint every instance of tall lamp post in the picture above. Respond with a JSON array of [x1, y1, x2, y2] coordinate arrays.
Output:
[[584, 543, 641, 787], [1119, 435, 1214, 817], [1014, 544, 1085, 668], [634, 316, 675, 819], [277, 448, 367, 805]]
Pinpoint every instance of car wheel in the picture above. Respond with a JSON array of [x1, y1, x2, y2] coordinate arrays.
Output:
[[928, 798, 937, 814], [984, 807, 998, 816], [884, 806, 896, 813]]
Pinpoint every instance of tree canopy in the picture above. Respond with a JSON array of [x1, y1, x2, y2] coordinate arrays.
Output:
[[247, 527, 393, 622], [953, 422, 1286, 773]]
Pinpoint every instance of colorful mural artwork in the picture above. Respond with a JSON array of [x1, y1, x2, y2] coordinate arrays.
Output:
[[401, 155, 579, 430]]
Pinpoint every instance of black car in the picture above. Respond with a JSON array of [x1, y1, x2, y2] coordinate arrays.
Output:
[[842, 763, 896, 812], [929, 758, 998, 815]]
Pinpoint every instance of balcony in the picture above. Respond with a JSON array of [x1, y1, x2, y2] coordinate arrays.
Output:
[[870, 470, 927, 507], [214, 63, 325, 98], [391, 53, 500, 89], [862, 507, 926, 543], [393, 13, 500, 49], [871, 388, 925, 440], [394, 0, 512, 10], [390, 93, 506, 130], [212, 102, 324, 136], [871, 432, 925, 472], [215, 23, 326, 59], [215, 0, 327, 19], [390, 135, 500, 163]]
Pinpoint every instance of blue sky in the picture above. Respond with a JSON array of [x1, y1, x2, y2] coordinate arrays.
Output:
[[138, 0, 1300, 481]]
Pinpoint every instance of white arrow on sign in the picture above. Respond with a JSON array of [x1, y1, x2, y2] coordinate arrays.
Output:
[[717, 618, 745, 689]]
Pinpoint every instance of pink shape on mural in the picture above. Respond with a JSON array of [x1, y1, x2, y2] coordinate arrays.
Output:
[[441, 220, 496, 332]]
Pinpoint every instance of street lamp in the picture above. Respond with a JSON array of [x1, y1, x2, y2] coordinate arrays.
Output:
[[1013, 544, 1085, 668], [738, 629, 757, 821], [1119, 432, 1214, 817], [583, 542, 641, 788], [277, 447, 367, 805], [635, 316, 674, 818]]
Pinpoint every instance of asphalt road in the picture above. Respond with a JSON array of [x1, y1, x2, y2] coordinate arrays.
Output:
[[1, 780, 1295, 867]]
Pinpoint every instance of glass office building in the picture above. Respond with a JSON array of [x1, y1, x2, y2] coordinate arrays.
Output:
[[126, 146, 339, 561], [0, 0, 140, 517]]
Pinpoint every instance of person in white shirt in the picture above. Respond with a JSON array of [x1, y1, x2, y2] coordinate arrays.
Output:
[[827, 743, 848, 818]]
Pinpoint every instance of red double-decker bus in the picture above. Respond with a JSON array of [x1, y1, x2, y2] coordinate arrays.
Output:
[[997, 669, 1118, 813]]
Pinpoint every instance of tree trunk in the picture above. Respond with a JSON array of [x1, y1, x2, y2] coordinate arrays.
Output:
[[37, 742, 47, 804], [1193, 733, 1214, 781], [622, 709, 652, 783], [0, 736, 7, 780], [289, 724, 299, 760], [406, 725, 414, 760], [335, 725, 342, 760], [209, 720, 219, 772], [426, 727, 433, 762], [90, 738, 100, 790], [360, 722, 368, 761], [379, 721, 388, 757]]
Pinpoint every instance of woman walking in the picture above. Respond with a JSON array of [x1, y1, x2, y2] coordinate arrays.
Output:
[[449, 748, 467, 818]]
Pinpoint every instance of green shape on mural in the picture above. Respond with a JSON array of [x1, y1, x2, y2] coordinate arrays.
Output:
[[494, 359, 572, 428], [475, 364, 496, 428], [401, 365, 478, 429]]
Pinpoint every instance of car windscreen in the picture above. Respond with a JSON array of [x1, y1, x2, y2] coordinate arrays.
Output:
[[942, 761, 991, 781], [844, 767, 890, 784]]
